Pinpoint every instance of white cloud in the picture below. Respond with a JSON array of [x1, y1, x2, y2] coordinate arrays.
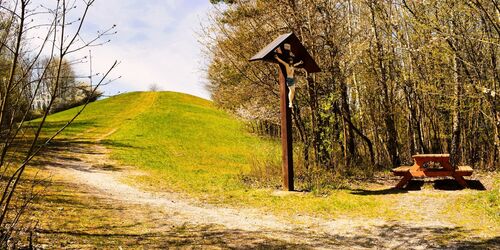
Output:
[[27, 0, 213, 99]]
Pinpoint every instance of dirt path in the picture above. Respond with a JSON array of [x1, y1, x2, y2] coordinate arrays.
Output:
[[37, 144, 496, 249]]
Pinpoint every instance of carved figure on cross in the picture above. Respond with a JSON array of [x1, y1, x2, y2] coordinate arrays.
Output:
[[274, 43, 303, 108]]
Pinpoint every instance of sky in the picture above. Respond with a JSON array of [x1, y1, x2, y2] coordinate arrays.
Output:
[[34, 0, 214, 99]]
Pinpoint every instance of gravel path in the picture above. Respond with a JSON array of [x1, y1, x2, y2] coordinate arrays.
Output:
[[42, 144, 497, 249]]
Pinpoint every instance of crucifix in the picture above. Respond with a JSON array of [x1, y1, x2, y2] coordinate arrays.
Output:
[[249, 33, 321, 191]]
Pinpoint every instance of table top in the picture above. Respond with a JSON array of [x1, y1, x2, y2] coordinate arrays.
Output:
[[412, 154, 450, 158], [411, 154, 453, 170]]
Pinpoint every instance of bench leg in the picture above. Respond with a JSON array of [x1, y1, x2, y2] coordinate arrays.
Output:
[[453, 175, 468, 188], [395, 174, 412, 189]]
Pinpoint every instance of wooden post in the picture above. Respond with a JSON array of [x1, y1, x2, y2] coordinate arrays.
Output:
[[249, 32, 321, 192], [279, 65, 294, 191]]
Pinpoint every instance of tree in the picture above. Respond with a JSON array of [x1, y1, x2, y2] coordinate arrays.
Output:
[[205, 0, 500, 183], [149, 83, 161, 92], [0, 0, 117, 246]]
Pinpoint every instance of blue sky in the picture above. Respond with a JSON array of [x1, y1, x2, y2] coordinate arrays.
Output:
[[67, 0, 213, 99]]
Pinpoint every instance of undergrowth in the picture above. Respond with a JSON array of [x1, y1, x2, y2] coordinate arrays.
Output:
[[239, 146, 354, 194]]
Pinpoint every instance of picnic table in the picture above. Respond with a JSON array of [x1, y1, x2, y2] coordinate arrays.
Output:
[[391, 154, 473, 189]]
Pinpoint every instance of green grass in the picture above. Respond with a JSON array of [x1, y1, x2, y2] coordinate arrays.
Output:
[[447, 176, 500, 234], [40, 91, 392, 219], [42, 91, 157, 140], [107, 92, 273, 194]]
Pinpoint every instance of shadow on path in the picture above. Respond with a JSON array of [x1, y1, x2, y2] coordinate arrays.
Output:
[[32, 176, 499, 249], [31, 140, 125, 173], [352, 179, 486, 196], [36, 216, 500, 249]]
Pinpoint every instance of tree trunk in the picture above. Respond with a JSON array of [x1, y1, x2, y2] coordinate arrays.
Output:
[[339, 69, 356, 166], [369, 1, 400, 167], [450, 53, 461, 167]]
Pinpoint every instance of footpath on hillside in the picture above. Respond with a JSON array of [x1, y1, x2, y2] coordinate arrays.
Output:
[[28, 141, 498, 249]]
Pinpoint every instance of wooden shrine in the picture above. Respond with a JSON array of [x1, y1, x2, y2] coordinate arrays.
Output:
[[250, 33, 320, 191]]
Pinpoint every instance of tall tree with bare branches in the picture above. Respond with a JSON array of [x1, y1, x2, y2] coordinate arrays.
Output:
[[0, 0, 117, 245]]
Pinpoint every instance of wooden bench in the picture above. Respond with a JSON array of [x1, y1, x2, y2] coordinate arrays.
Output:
[[392, 154, 473, 189], [391, 166, 412, 175], [456, 165, 473, 174]]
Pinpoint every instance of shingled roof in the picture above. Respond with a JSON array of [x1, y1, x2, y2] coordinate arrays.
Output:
[[249, 32, 321, 73]]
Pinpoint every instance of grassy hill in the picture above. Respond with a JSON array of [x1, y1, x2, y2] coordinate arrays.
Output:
[[42, 91, 390, 217], [40, 91, 498, 227], [45, 91, 279, 194]]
